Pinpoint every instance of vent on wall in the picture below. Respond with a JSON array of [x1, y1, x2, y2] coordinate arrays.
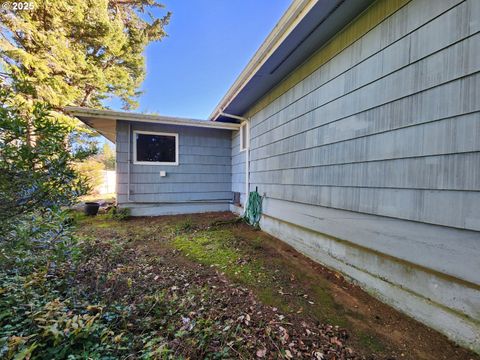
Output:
[[233, 192, 241, 206]]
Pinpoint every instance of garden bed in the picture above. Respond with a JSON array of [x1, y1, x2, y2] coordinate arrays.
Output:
[[70, 212, 478, 359]]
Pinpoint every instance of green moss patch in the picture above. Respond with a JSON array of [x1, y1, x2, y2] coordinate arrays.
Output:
[[357, 331, 386, 353], [173, 229, 266, 285]]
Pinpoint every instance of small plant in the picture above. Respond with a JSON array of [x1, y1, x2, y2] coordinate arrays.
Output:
[[106, 206, 131, 221], [174, 218, 194, 234]]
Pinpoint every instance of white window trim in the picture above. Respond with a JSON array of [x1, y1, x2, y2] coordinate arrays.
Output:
[[239, 122, 249, 152], [133, 130, 179, 166]]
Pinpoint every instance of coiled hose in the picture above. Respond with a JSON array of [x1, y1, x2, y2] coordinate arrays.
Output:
[[244, 188, 263, 228]]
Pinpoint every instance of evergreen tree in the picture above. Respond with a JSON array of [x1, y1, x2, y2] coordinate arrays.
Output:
[[0, 0, 170, 111], [101, 142, 116, 170]]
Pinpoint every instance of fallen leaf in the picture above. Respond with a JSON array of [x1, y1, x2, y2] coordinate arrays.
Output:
[[256, 348, 267, 358]]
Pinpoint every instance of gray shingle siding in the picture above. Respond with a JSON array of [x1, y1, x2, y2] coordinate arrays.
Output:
[[244, 0, 480, 351], [116, 121, 232, 206], [248, 0, 480, 231]]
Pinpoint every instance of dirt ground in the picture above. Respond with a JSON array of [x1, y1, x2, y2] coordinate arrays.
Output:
[[75, 211, 479, 360]]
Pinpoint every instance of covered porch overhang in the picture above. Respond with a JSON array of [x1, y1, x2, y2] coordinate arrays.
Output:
[[65, 106, 241, 143]]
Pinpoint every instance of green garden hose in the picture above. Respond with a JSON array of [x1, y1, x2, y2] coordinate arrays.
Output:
[[244, 188, 263, 228]]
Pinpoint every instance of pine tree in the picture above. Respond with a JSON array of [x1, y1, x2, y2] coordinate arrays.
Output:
[[101, 142, 116, 170], [0, 0, 170, 111]]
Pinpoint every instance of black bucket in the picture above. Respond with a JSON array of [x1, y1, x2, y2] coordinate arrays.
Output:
[[84, 202, 100, 216]]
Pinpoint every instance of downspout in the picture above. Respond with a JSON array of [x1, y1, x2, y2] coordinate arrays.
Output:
[[127, 122, 132, 202], [245, 120, 250, 211]]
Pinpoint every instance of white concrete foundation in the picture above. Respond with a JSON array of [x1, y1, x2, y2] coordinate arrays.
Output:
[[259, 202, 480, 353], [120, 202, 230, 216]]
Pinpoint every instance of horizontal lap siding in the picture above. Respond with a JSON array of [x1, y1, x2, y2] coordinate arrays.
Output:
[[117, 152, 231, 165], [117, 173, 231, 184], [116, 121, 232, 203], [250, 82, 480, 162], [248, 0, 468, 120], [250, 152, 480, 190], [117, 163, 230, 174], [251, 33, 480, 146], [247, 0, 480, 231]]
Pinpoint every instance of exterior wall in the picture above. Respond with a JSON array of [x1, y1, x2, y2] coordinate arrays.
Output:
[[245, 0, 480, 352], [230, 130, 246, 214], [116, 121, 232, 216]]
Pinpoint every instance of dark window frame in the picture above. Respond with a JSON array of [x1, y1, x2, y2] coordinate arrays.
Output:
[[133, 130, 179, 165]]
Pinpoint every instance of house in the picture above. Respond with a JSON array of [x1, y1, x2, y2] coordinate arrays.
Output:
[[68, 0, 480, 352], [68, 109, 240, 214]]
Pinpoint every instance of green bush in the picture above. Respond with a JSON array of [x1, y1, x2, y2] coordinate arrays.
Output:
[[106, 206, 131, 221], [0, 91, 92, 242], [0, 92, 124, 358], [74, 158, 105, 193]]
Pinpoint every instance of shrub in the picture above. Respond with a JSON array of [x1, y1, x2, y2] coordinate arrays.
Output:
[[74, 158, 105, 194], [0, 91, 119, 358], [0, 91, 92, 241], [106, 206, 131, 221]]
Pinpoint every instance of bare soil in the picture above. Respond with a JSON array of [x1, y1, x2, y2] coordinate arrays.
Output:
[[75, 212, 479, 360]]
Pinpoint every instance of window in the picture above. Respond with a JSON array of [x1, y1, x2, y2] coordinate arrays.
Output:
[[133, 131, 178, 165], [240, 122, 248, 151]]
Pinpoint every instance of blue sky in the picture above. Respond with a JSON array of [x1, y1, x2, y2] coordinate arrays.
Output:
[[109, 0, 291, 119]]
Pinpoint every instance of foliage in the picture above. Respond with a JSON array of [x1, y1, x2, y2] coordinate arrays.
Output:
[[0, 89, 92, 239], [106, 206, 130, 221], [101, 142, 116, 170], [0, 1, 172, 357], [75, 142, 117, 195], [0, 225, 127, 359], [0, 88, 117, 357], [74, 158, 105, 192], [0, 0, 171, 110]]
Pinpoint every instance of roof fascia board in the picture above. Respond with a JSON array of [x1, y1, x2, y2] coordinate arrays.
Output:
[[65, 107, 241, 131], [209, 0, 317, 121]]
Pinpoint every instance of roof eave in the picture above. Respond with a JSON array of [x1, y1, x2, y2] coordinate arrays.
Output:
[[209, 0, 316, 121], [210, 0, 375, 122], [65, 107, 241, 144]]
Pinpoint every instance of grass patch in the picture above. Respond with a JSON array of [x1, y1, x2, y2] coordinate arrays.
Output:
[[309, 283, 349, 327], [174, 217, 195, 234], [173, 225, 351, 327], [173, 229, 266, 285], [357, 331, 386, 353], [257, 288, 292, 313]]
